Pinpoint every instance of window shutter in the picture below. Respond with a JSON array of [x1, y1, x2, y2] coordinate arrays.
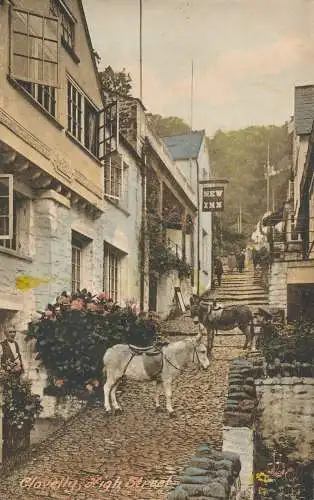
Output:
[[98, 101, 119, 161], [10, 8, 59, 87], [0, 174, 13, 240]]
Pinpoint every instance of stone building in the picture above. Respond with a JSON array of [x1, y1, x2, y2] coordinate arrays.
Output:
[[0, 0, 211, 396], [267, 85, 314, 320], [0, 0, 150, 417], [163, 130, 213, 294]]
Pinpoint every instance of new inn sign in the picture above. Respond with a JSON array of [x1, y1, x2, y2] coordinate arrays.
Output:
[[202, 186, 224, 212]]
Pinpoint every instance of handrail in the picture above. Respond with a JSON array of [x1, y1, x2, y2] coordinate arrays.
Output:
[[146, 126, 197, 207]]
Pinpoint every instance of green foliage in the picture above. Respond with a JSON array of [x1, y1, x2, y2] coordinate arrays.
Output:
[[99, 65, 132, 96], [261, 321, 314, 364], [25, 307, 160, 394], [2, 375, 43, 430], [149, 240, 191, 279], [146, 114, 191, 137], [208, 124, 291, 240], [147, 211, 191, 279], [145, 114, 290, 252]]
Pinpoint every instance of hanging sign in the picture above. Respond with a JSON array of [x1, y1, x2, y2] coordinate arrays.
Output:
[[202, 186, 224, 212]]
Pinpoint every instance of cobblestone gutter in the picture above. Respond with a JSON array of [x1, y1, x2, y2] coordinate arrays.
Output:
[[167, 444, 241, 499]]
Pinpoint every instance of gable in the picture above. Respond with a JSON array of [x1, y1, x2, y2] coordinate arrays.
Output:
[[60, 0, 103, 107]]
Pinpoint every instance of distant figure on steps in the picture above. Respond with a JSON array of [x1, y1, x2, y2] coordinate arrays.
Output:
[[214, 257, 223, 286], [238, 251, 245, 273], [227, 253, 237, 272]]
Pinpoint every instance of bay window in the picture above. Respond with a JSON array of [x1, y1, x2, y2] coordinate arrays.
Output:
[[67, 80, 98, 156]]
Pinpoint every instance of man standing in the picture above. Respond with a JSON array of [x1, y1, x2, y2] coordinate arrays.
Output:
[[214, 257, 224, 286], [238, 251, 245, 273], [0, 326, 24, 377]]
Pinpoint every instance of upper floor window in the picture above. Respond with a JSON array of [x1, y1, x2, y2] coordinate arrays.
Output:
[[104, 154, 123, 200], [11, 8, 59, 88], [50, 0, 75, 49], [17, 81, 56, 117], [67, 80, 99, 156], [10, 8, 59, 118]]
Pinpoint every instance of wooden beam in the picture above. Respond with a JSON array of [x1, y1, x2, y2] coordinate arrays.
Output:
[[36, 176, 52, 189], [30, 171, 42, 181], [0, 151, 17, 165], [15, 158, 29, 172], [71, 195, 79, 205]]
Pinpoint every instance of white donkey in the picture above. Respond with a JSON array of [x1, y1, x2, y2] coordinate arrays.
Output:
[[102, 331, 210, 416]]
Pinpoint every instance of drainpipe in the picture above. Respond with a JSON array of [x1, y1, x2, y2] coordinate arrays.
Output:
[[140, 149, 147, 312], [196, 158, 200, 295]]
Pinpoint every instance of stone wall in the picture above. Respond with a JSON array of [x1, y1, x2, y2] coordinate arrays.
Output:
[[268, 261, 288, 313], [255, 377, 314, 464], [222, 355, 264, 500], [224, 357, 263, 428], [167, 444, 241, 499], [158, 271, 192, 319]]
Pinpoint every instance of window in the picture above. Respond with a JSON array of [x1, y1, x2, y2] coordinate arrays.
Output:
[[0, 174, 13, 244], [71, 236, 82, 293], [50, 0, 75, 49], [104, 154, 123, 199], [103, 243, 123, 302], [11, 8, 59, 87], [67, 80, 98, 156], [17, 81, 56, 117], [0, 177, 29, 254]]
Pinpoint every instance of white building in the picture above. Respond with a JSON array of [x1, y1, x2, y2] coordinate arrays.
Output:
[[163, 130, 213, 294]]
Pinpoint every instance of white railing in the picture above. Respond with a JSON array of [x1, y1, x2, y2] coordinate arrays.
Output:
[[146, 125, 197, 207]]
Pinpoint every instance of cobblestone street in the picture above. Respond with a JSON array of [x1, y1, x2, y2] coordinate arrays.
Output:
[[0, 322, 244, 500]]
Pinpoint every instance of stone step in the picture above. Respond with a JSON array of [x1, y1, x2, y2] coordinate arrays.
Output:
[[217, 288, 267, 294], [219, 298, 269, 303]]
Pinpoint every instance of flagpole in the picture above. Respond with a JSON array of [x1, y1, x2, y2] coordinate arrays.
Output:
[[267, 143, 270, 212], [139, 0, 143, 101]]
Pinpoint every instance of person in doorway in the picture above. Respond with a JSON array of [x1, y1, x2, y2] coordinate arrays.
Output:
[[214, 257, 224, 286], [0, 326, 24, 377]]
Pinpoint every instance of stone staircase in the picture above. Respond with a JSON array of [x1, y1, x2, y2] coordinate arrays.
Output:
[[212, 269, 269, 312]]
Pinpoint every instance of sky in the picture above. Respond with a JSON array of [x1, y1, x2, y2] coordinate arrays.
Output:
[[82, 0, 314, 137]]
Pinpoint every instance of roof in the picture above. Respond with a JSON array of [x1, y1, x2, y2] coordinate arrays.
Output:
[[162, 130, 205, 161], [294, 85, 314, 135], [78, 0, 105, 105]]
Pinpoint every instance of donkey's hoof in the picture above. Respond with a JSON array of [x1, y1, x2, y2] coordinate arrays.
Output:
[[114, 408, 123, 415], [104, 409, 112, 415], [155, 406, 163, 413], [168, 411, 177, 419]]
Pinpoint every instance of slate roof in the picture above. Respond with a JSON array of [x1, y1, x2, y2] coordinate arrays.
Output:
[[163, 130, 205, 161], [294, 85, 314, 135]]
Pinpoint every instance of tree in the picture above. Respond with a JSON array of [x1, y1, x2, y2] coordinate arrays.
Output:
[[208, 124, 290, 242], [99, 65, 132, 97], [146, 114, 191, 137]]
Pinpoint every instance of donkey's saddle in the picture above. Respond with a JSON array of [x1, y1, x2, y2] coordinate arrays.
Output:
[[128, 342, 167, 379], [128, 344, 160, 357]]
